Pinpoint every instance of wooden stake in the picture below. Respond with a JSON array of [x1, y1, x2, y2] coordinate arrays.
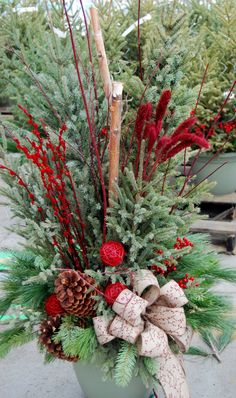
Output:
[[109, 81, 123, 203], [90, 7, 112, 104]]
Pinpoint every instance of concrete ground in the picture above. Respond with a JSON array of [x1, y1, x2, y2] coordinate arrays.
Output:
[[0, 195, 236, 397]]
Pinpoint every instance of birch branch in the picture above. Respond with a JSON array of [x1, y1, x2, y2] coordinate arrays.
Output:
[[109, 81, 123, 203], [90, 7, 112, 105]]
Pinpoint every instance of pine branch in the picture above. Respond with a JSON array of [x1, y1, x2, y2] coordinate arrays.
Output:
[[186, 346, 210, 357], [54, 322, 98, 360], [0, 324, 35, 358], [185, 289, 233, 333], [114, 341, 138, 387]]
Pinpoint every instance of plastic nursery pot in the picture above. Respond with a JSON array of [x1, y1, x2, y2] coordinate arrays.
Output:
[[73, 361, 151, 398], [191, 152, 236, 196]]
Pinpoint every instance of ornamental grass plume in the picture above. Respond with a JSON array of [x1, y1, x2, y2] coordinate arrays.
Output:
[[134, 102, 153, 141], [155, 89, 171, 122], [132, 91, 210, 180]]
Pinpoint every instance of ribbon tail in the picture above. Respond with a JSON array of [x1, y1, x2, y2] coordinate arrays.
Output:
[[158, 350, 190, 398]]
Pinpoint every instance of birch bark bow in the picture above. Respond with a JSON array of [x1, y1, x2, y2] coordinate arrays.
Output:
[[93, 269, 193, 398]]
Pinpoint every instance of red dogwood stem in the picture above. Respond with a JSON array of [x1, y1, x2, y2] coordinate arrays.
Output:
[[137, 0, 143, 81], [183, 63, 209, 175], [63, 1, 108, 241], [79, 0, 98, 110]]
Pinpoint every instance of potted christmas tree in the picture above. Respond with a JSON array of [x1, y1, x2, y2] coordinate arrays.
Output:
[[185, 0, 236, 195], [0, 3, 236, 398]]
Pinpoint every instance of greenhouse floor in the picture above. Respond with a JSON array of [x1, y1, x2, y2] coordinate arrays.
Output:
[[0, 197, 236, 398]]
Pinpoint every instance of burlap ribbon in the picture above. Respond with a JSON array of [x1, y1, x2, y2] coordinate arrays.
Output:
[[93, 270, 193, 398]]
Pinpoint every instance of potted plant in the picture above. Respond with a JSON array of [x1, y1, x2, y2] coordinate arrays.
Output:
[[0, 4, 236, 398], [184, 0, 236, 196], [190, 112, 236, 195]]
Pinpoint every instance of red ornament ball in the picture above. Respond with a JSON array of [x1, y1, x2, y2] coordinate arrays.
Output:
[[104, 282, 127, 305], [45, 294, 65, 317], [100, 241, 125, 267]]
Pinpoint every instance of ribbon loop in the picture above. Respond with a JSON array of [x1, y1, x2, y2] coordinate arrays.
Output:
[[158, 280, 188, 308], [109, 315, 144, 344], [133, 269, 160, 305], [112, 288, 148, 326], [171, 325, 193, 353], [137, 321, 168, 358], [93, 316, 115, 345], [147, 306, 186, 335]]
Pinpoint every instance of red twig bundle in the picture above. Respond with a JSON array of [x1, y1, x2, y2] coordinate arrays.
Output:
[[1, 106, 89, 270]]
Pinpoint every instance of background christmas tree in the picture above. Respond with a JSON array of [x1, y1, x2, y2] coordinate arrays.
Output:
[[185, 0, 236, 123]]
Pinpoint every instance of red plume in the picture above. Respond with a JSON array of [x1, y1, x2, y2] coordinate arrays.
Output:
[[144, 123, 159, 151], [172, 116, 197, 138], [155, 90, 171, 123], [135, 103, 153, 140]]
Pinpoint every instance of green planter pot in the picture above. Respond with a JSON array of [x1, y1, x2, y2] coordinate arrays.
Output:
[[191, 152, 236, 195], [73, 362, 151, 398]]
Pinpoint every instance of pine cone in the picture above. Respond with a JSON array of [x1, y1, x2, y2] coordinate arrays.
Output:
[[55, 270, 97, 317], [38, 317, 78, 362]]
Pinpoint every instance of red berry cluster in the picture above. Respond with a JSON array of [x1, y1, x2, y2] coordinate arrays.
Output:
[[194, 117, 236, 138], [151, 257, 177, 277], [218, 120, 236, 134], [174, 237, 194, 250], [178, 273, 199, 289], [151, 265, 165, 275], [0, 106, 89, 270], [156, 249, 164, 255], [151, 238, 194, 277]]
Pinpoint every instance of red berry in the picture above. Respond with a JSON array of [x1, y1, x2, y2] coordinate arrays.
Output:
[[18, 179, 25, 186], [101, 127, 108, 136]]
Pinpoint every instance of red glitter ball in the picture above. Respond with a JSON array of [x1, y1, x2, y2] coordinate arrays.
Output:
[[45, 294, 65, 316], [100, 241, 125, 267], [104, 282, 127, 305]]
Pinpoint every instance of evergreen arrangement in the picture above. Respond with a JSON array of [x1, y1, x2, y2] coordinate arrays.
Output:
[[0, 2, 236, 397]]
